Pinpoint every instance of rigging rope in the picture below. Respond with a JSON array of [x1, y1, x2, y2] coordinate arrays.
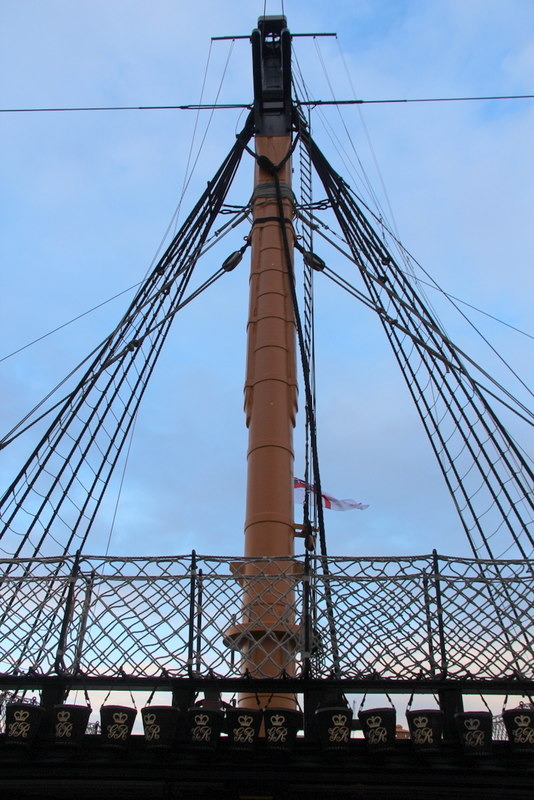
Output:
[[0, 113, 255, 564], [173, 38, 236, 236], [0, 281, 141, 365], [335, 36, 402, 250], [3, 95, 533, 115], [297, 110, 533, 563], [0, 208, 249, 449], [299, 122, 317, 536], [294, 211, 534, 424]]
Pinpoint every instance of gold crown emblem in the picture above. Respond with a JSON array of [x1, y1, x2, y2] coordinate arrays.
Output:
[[270, 714, 285, 727], [57, 710, 71, 723], [464, 718, 480, 731], [238, 715, 254, 728], [332, 714, 348, 727], [514, 715, 532, 728], [143, 713, 156, 726], [367, 715, 382, 729], [14, 710, 30, 722], [112, 712, 128, 724], [194, 713, 209, 726], [413, 716, 428, 729]]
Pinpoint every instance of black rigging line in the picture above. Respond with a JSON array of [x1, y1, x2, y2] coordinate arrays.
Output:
[[334, 37, 401, 243], [298, 94, 534, 106], [175, 38, 236, 229], [295, 211, 534, 418], [3, 94, 533, 114], [169, 37, 215, 239], [304, 200, 534, 340], [0, 104, 252, 113], [0, 209, 249, 450], [298, 109, 531, 669], [0, 281, 142, 364], [320, 259, 534, 430], [312, 38, 386, 219], [301, 140, 534, 677], [297, 110, 533, 564], [212, 33, 336, 41], [0, 112, 255, 564]]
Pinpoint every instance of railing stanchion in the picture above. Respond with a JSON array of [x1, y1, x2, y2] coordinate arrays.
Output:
[[54, 550, 82, 675], [187, 550, 197, 678], [195, 568, 203, 674], [422, 572, 437, 679], [432, 549, 448, 678]]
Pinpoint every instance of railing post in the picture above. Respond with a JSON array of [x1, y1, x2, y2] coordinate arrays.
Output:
[[72, 567, 95, 675], [439, 688, 464, 742], [187, 550, 197, 677], [431, 549, 448, 678], [195, 568, 203, 674], [422, 573, 437, 678], [302, 552, 319, 739], [302, 552, 311, 679], [432, 550, 463, 740], [54, 550, 81, 675]]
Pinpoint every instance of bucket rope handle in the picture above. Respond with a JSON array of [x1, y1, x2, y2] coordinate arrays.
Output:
[[406, 692, 440, 712]]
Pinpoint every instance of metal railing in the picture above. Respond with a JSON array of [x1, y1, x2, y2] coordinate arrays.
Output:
[[0, 552, 532, 681]]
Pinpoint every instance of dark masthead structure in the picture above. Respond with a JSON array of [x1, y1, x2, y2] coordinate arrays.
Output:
[[252, 16, 292, 135]]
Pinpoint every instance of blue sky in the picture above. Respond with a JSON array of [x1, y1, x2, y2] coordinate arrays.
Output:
[[1, 0, 532, 560]]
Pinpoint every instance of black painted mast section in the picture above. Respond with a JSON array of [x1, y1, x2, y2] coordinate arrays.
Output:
[[251, 16, 292, 135]]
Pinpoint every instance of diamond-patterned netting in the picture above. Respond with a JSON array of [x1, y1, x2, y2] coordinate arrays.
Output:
[[0, 554, 531, 679]]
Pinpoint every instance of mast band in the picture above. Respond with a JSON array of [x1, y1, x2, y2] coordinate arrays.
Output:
[[252, 182, 295, 202], [251, 216, 294, 229]]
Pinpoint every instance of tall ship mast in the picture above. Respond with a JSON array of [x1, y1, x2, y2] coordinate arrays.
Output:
[[229, 16, 299, 702]]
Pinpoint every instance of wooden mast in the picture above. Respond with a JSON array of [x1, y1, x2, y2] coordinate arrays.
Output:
[[244, 139, 296, 557], [226, 16, 298, 708]]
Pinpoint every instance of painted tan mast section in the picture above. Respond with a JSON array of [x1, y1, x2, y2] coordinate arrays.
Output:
[[226, 134, 298, 709], [245, 139, 297, 559]]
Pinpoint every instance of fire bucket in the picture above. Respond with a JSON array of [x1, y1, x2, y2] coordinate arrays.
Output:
[[406, 709, 444, 752], [100, 705, 137, 749], [226, 707, 263, 751], [358, 707, 396, 753], [141, 705, 182, 749], [263, 708, 302, 753], [502, 707, 534, 754], [315, 706, 353, 752], [186, 707, 224, 751], [455, 711, 492, 756], [52, 704, 92, 747], [5, 703, 47, 747]]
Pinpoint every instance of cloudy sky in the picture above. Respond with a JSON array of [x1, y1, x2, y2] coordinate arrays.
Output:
[[1, 0, 532, 561]]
